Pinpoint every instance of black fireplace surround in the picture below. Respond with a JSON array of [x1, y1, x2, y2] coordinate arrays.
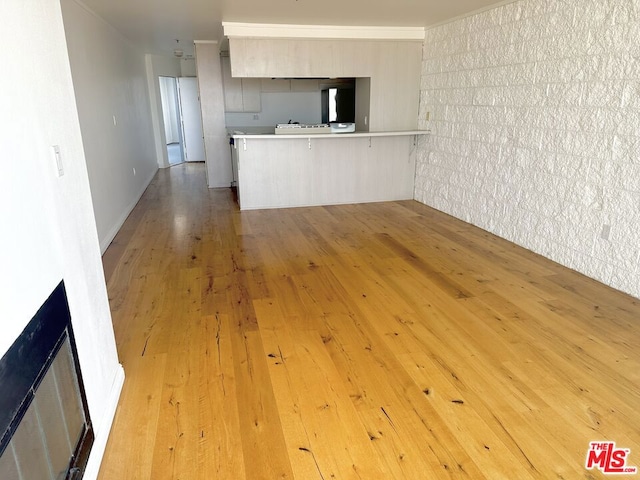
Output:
[[0, 281, 93, 479]]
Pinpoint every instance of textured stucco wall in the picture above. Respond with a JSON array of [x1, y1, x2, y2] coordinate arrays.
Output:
[[416, 0, 640, 299]]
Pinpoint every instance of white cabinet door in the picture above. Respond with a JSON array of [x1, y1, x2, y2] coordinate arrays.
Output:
[[221, 56, 243, 112], [221, 56, 261, 112], [241, 78, 261, 112]]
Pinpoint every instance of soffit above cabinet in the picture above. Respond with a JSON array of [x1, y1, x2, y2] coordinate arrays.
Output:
[[222, 22, 425, 41]]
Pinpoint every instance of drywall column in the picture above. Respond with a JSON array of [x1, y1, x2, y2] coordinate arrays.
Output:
[[416, 0, 640, 299], [1, 0, 124, 477], [195, 41, 232, 188]]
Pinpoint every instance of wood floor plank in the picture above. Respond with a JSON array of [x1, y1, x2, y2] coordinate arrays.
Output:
[[230, 327, 294, 479], [148, 267, 203, 480], [99, 354, 167, 480], [196, 313, 246, 480], [99, 164, 640, 480], [254, 298, 391, 479], [317, 311, 491, 479]]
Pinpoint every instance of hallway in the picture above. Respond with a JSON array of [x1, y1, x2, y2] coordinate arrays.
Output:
[[99, 163, 640, 479]]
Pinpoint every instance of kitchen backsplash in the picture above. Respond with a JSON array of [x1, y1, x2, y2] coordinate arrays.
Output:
[[225, 91, 322, 127]]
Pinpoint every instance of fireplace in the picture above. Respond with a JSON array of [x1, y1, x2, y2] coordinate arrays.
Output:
[[0, 282, 93, 479]]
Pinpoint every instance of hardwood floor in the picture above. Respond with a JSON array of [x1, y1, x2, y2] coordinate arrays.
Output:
[[99, 163, 640, 480]]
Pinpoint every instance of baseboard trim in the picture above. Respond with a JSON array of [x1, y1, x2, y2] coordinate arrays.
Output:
[[82, 364, 125, 480], [99, 168, 157, 254]]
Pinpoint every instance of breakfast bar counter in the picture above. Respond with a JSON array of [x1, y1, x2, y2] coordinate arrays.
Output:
[[231, 130, 429, 210]]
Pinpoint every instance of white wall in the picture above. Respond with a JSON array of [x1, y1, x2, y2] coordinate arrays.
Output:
[[61, 0, 158, 252], [225, 91, 322, 127], [195, 41, 232, 188], [181, 57, 197, 77], [416, 0, 640, 298], [0, 0, 123, 477], [146, 54, 183, 169]]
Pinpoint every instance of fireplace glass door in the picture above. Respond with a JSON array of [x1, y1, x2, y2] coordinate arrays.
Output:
[[0, 282, 93, 480]]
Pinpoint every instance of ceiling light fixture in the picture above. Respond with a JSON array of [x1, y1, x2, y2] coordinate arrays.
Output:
[[174, 38, 183, 58]]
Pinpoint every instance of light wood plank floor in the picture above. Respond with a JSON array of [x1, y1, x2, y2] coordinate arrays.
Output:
[[99, 163, 640, 479]]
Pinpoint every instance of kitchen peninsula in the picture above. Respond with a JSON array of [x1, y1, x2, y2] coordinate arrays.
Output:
[[231, 130, 428, 210], [206, 22, 428, 207]]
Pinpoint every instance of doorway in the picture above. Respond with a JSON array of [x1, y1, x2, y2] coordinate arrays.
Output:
[[159, 76, 184, 165], [176, 77, 206, 163], [158, 76, 206, 166]]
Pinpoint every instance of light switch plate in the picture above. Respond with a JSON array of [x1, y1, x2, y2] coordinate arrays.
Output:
[[52, 145, 64, 177]]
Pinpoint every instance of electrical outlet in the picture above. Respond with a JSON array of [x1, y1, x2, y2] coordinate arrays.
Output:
[[253, 114, 260, 120], [600, 224, 611, 240], [133, 167, 136, 176], [425, 111, 431, 121]]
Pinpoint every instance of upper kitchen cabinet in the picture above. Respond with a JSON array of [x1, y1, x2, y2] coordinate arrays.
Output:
[[241, 79, 261, 111], [220, 54, 261, 113], [259, 78, 319, 93], [222, 24, 424, 131]]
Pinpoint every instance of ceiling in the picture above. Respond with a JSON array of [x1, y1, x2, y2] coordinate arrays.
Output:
[[78, 0, 510, 58]]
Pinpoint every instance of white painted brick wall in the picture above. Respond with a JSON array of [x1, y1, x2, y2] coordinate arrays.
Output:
[[416, 0, 640, 298]]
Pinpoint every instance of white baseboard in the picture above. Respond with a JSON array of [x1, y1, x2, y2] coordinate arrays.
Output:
[[83, 364, 125, 480], [99, 168, 157, 254]]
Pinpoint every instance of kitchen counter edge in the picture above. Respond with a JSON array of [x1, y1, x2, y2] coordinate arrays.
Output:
[[231, 130, 431, 140]]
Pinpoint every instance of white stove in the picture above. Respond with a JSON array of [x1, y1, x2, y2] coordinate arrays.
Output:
[[275, 123, 331, 134]]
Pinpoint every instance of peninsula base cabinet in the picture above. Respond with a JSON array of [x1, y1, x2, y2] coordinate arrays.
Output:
[[233, 133, 425, 210]]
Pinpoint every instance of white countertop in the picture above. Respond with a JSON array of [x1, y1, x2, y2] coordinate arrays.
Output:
[[231, 130, 430, 139]]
